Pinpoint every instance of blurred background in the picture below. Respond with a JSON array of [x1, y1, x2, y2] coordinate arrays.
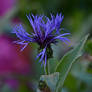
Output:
[[0, 0, 92, 92]]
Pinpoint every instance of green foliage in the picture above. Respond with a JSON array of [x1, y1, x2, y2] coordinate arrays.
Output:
[[63, 73, 78, 92], [18, 85, 29, 92], [49, 58, 58, 73], [37, 72, 59, 92], [1, 85, 13, 92], [85, 39, 92, 55], [55, 34, 89, 92], [72, 70, 92, 85]]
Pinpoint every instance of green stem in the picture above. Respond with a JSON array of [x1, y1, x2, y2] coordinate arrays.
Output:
[[48, 60, 50, 74], [44, 60, 49, 75]]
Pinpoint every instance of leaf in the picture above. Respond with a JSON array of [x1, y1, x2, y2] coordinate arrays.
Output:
[[37, 72, 59, 92], [49, 58, 58, 73], [55, 34, 89, 92]]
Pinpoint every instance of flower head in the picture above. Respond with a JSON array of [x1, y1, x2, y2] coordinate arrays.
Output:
[[13, 13, 70, 66]]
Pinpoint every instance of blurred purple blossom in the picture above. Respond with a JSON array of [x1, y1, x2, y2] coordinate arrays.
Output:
[[5, 79, 19, 89]]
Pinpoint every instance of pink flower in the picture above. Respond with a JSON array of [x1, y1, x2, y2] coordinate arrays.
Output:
[[0, 34, 33, 76], [0, 0, 16, 16]]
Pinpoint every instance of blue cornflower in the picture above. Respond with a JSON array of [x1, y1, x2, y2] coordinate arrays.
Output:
[[13, 13, 70, 67]]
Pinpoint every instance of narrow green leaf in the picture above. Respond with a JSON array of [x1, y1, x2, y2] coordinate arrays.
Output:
[[55, 34, 89, 92]]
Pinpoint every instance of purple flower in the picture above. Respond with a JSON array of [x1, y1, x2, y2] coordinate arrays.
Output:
[[13, 13, 70, 66]]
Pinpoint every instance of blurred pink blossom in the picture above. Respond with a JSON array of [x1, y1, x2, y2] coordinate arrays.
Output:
[[0, 34, 33, 76], [0, 0, 16, 16]]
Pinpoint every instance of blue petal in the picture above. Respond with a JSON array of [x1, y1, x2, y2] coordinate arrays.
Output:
[[13, 40, 29, 51], [26, 14, 37, 34], [55, 33, 70, 38], [54, 36, 71, 45], [39, 47, 46, 63], [20, 43, 29, 51], [13, 24, 32, 42]]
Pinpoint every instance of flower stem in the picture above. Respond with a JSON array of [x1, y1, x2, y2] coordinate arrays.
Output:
[[44, 60, 49, 75]]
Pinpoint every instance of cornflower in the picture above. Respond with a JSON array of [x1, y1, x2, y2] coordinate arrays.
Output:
[[13, 13, 70, 71]]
